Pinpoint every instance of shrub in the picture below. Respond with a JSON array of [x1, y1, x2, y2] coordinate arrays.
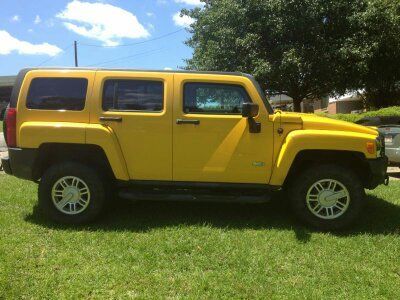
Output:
[[317, 106, 400, 123]]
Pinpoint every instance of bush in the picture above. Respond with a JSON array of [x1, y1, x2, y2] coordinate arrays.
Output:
[[318, 106, 400, 123]]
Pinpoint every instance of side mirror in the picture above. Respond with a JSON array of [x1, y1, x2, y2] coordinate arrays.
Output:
[[242, 103, 259, 118], [242, 103, 261, 133]]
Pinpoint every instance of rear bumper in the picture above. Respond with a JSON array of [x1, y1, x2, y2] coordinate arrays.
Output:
[[0, 148, 37, 180], [366, 156, 389, 189]]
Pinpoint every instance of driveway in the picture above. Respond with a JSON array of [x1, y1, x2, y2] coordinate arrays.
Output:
[[0, 134, 6, 152], [387, 167, 400, 181]]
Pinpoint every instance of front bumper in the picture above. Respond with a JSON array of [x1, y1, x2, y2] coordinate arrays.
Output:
[[366, 156, 389, 189]]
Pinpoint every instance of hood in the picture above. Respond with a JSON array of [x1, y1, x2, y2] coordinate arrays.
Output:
[[278, 112, 378, 136]]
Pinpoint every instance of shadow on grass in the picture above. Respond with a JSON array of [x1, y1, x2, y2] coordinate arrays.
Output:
[[25, 192, 400, 240]]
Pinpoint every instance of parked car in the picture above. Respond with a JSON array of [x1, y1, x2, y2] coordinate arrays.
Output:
[[356, 116, 400, 166], [378, 126, 400, 167], [1, 68, 388, 230]]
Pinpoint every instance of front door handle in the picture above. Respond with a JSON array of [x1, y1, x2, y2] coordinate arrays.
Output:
[[100, 116, 123, 122], [176, 119, 200, 125]]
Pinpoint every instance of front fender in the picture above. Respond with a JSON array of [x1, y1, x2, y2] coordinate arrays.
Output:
[[269, 129, 377, 186]]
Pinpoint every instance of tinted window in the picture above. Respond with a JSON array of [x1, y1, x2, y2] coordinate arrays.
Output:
[[103, 80, 163, 112], [27, 78, 88, 110], [184, 83, 250, 114]]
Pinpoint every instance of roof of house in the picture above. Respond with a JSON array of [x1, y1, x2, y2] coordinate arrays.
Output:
[[0, 76, 16, 87]]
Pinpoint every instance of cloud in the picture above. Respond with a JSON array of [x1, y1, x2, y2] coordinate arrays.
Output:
[[34, 15, 41, 24], [146, 12, 155, 17], [10, 15, 20, 22], [173, 12, 195, 28], [57, 0, 149, 46], [175, 0, 203, 6], [0, 30, 62, 56], [164, 67, 173, 70]]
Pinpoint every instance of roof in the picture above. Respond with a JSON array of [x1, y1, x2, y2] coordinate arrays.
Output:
[[19, 67, 246, 77], [0, 76, 16, 87], [329, 91, 364, 103]]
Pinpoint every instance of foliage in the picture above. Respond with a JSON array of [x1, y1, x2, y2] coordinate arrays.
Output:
[[1, 174, 400, 298], [317, 106, 400, 123], [183, 0, 400, 111], [335, 0, 400, 108], [184, 0, 364, 111]]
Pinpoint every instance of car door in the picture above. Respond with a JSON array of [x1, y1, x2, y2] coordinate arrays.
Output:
[[173, 73, 274, 184], [92, 71, 173, 181]]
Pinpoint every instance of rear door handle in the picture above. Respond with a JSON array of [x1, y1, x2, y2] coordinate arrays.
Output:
[[100, 116, 122, 122], [176, 119, 200, 125]]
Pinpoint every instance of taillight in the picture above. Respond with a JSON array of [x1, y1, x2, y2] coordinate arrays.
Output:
[[5, 107, 17, 147]]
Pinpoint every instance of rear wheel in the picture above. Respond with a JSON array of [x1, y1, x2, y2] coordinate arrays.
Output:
[[39, 162, 108, 224], [288, 165, 365, 230]]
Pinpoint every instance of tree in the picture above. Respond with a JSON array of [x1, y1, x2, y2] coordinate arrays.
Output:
[[329, 0, 400, 108], [183, 0, 366, 111], [360, 0, 400, 108]]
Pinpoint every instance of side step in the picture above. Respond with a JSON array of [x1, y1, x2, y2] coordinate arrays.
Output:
[[118, 189, 271, 203]]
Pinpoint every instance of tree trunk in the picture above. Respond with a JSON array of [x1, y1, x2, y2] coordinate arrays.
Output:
[[293, 98, 302, 112]]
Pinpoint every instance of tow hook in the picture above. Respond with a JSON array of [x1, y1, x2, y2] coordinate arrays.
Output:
[[384, 175, 389, 186]]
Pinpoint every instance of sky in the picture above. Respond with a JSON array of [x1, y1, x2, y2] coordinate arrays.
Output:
[[0, 0, 203, 76]]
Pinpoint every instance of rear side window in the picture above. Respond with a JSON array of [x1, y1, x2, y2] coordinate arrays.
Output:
[[27, 78, 88, 110], [183, 83, 250, 114], [102, 80, 163, 112]]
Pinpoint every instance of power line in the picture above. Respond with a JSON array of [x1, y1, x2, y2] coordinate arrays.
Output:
[[78, 28, 185, 48], [84, 48, 165, 67], [36, 43, 74, 67]]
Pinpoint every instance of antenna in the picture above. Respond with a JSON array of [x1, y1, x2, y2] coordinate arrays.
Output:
[[74, 41, 78, 67]]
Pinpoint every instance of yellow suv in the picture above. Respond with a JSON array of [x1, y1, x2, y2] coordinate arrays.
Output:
[[1, 68, 388, 229]]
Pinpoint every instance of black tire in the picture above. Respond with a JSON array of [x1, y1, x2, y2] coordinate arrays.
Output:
[[288, 164, 365, 230], [38, 162, 108, 224]]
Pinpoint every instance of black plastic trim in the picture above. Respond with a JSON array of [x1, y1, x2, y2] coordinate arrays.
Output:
[[6, 148, 38, 180], [117, 179, 280, 191], [9, 69, 30, 108], [366, 156, 389, 189]]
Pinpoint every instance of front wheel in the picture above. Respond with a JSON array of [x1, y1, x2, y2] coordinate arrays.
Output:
[[289, 165, 365, 230], [38, 162, 108, 224]]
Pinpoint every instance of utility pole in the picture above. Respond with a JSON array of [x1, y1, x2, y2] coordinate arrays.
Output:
[[74, 41, 78, 67]]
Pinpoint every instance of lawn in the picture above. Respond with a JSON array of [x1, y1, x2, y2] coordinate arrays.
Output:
[[1, 175, 400, 298], [0, 121, 2, 132]]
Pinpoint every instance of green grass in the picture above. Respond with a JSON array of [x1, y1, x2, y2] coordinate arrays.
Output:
[[1, 175, 400, 298], [317, 106, 400, 123], [0, 121, 2, 132]]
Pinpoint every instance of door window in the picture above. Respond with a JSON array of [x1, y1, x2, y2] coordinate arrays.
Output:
[[103, 80, 163, 112], [183, 83, 250, 114], [26, 77, 88, 110]]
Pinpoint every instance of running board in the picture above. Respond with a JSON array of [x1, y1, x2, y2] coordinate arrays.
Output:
[[118, 189, 271, 203]]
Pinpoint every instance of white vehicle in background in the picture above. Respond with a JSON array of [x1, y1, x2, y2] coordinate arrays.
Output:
[[379, 125, 400, 167], [356, 116, 400, 167]]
